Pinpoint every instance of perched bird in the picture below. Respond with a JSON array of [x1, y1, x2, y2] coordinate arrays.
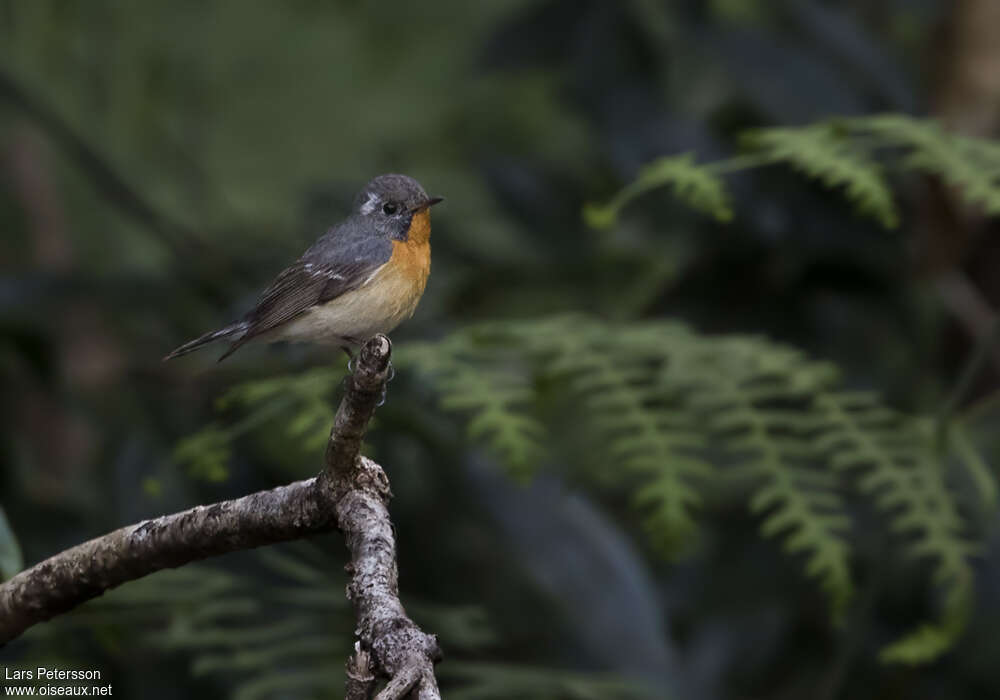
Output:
[[165, 174, 442, 361]]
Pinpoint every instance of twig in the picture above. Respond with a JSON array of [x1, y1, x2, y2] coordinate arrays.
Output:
[[346, 644, 376, 700], [935, 272, 1000, 376], [937, 311, 1000, 444], [0, 334, 441, 698]]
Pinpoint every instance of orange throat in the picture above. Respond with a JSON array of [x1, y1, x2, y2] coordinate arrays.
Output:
[[407, 209, 432, 246], [389, 209, 432, 298]]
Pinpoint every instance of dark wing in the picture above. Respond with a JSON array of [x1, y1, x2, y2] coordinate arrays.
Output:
[[218, 221, 392, 360]]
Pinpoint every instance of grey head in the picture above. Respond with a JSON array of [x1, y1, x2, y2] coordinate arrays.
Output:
[[351, 173, 443, 240]]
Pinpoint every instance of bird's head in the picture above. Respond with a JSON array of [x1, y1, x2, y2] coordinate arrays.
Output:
[[353, 174, 443, 240]]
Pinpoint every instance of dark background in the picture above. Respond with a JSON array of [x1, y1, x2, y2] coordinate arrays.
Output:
[[3, 1, 1000, 698]]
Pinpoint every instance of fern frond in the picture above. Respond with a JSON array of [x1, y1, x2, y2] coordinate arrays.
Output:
[[405, 339, 545, 479], [585, 113, 1000, 228], [816, 395, 977, 662], [403, 315, 987, 653], [435, 316, 713, 552], [409, 317, 855, 603], [743, 124, 899, 228], [547, 328, 710, 551], [853, 115, 1000, 216], [584, 153, 733, 228], [717, 399, 852, 620], [663, 334, 854, 619]]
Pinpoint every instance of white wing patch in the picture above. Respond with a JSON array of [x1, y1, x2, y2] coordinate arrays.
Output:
[[302, 262, 344, 280]]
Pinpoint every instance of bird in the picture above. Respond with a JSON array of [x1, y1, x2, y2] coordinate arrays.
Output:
[[164, 173, 442, 362]]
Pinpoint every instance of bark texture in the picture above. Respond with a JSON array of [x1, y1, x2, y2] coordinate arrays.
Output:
[[338, 458, 441, 700], [0, 334, 441, 699]]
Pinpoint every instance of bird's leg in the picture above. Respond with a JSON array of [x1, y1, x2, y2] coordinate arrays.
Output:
[[342, 336, 364, 373], [341, 345, 356, 373]]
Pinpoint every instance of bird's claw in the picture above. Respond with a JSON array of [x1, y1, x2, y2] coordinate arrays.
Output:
[[375, 360, 395, 407]]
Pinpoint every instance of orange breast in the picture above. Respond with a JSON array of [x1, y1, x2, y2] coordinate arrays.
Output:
[[388, 236, 431, 299]]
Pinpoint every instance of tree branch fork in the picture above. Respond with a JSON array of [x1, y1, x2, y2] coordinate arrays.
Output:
[[0, 335, 441, 700]]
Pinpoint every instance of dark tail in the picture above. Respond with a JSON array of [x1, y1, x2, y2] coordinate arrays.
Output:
[[163, 323, 244, 361]]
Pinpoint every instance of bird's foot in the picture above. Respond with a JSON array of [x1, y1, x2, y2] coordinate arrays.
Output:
[[341, 337, 365, 372], [342, 345, 357, 372], [376, 360, 395, 407], [341, 342, 393, 406]]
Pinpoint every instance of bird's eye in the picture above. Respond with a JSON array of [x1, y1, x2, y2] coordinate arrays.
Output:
[[382, 202, 398, 215]]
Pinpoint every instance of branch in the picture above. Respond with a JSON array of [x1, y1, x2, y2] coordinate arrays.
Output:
[[0, 334, 441, 699], [0, 477, 334, 642]]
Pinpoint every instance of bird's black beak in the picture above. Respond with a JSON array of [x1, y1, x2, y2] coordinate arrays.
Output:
[[413, 196, 444, 213]]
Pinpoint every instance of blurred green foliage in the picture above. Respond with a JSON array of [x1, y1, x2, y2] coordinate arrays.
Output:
[[5, 1, 1000, 699]]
